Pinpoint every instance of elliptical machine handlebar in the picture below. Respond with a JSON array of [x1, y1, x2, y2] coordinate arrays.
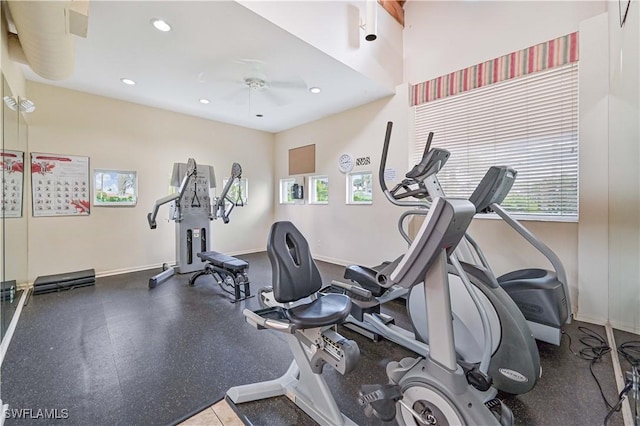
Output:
[[147, 158, 199, 229], [380, 122, 450, 208]]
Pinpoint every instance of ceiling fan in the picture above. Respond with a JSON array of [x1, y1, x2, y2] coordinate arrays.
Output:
[[198, 59, 309, 116]]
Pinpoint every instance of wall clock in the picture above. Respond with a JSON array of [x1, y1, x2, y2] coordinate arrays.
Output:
[[338, 153, 354, 173]]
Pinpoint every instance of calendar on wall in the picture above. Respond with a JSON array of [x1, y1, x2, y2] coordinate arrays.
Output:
[[31, 153, 90, 217], [1, 150, 25, 218]]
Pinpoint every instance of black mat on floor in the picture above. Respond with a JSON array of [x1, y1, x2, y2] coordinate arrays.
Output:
[[0, 252, 627, 425]]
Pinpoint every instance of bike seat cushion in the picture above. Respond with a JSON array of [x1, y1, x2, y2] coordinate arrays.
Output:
[[344, 265, 386, 297], [285, 293, 352, 328]]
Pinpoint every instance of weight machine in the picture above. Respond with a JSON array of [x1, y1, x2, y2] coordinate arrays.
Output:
[[146, 158, 249, 301]]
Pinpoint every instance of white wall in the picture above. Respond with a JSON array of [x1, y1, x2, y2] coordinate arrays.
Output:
[[401, 1, 607, 316], [577, 13, 610, 325], [1, 15, 29, 286], [1, 15, 27, 100], [607, 0, 640, 333], [238, 0, 404, 91], [404, 1, 607, 83], [274, 86, 410, 267], [271, 3, 611, 322], [25, 82, 275, 281], [5, 1, 635, 331]]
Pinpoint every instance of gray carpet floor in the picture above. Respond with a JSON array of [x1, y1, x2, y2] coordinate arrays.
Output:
[[1, 252, 632, 425]]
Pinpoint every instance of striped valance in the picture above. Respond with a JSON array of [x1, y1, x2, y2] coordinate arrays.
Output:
[[409, 32, 579, 107]]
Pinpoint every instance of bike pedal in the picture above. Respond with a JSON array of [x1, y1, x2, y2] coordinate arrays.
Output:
[[358, 384, 402, 422]]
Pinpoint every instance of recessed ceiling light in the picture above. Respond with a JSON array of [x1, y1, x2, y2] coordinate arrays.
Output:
[[151, 18, 171, 32], [121, 78, 136, 85], [309, 87, 321, 94], [199, 98, 210, 104]]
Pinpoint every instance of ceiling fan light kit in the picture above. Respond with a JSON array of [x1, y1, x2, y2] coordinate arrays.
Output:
[[245, 78, 267, 90]]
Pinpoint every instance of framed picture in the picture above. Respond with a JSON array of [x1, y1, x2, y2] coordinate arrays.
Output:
[[31, 152, 90, 217], [94, 169, 137, 206], [1, 150, 25, 218]]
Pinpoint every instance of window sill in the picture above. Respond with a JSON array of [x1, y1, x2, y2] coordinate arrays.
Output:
[[474, 212, 578, 223]]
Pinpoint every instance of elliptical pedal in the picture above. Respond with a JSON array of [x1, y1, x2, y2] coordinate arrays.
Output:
[[485, 398, 514, 426]]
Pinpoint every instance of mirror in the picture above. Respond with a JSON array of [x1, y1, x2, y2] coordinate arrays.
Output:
[[1, 73, 28, 341]]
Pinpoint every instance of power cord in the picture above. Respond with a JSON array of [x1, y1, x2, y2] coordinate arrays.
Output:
[[612, 340, 640, 426], [563, 326, 614, 409], [564, 328, 640, 426], [618, 340, 640, 368], [603, 379, 633, 425]]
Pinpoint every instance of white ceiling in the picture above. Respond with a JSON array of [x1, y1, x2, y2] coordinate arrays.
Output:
[[23, 1, 394, 133]]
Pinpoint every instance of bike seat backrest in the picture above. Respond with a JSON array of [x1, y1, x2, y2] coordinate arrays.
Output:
[[469, 166, 517, 213], [268, 221, 323, 303]]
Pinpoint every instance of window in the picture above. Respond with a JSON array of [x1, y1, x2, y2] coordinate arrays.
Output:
[[279, 178, 295, 204], [222, 178, 248, 207], [308, 175, 329, 204], [414, 63, 578, 220], [347, 171, 373, 204]]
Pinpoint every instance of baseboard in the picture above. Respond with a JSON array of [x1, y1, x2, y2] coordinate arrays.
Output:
[[16, 282, 32, 291], [608, 320, 640, 336], [574, 313, 608, 327], [312, 254, 352, 267], [21, 250, 332, 287], [89, 250, 267, 280], [96, 263, 166, 278], [226, 248, 265, 257]]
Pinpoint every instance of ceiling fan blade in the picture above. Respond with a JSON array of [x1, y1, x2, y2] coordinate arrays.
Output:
[[269, 79, 308, 91], [220, 87, 248, 103], [197, 71, 246, 87], [233, 58, 267, 66], [261, 89, 290, 107], [197, 71, 209, 84]]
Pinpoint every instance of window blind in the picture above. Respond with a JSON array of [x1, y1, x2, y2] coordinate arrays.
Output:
[[414, 63, 578, 219]]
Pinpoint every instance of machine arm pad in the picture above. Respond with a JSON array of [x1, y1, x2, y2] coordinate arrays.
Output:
[[147, 193, 180, 229], [242, 308, 296, 334], [330, 280, 372, 299], [214, 162, 243, 222]]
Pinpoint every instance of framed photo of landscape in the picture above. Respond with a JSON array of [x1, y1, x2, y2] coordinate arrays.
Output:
[[94, 169, 137, 206]]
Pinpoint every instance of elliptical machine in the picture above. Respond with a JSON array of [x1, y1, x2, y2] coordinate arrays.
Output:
[[358, 197, 514, 425], [394, 129, 572, 346], [328, 122, 540, 395], [457, 165, 572, 345], [146, 158, 243, 288]]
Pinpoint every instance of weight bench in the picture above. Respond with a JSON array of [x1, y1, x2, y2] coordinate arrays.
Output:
[[189, 251, 252, 303]]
